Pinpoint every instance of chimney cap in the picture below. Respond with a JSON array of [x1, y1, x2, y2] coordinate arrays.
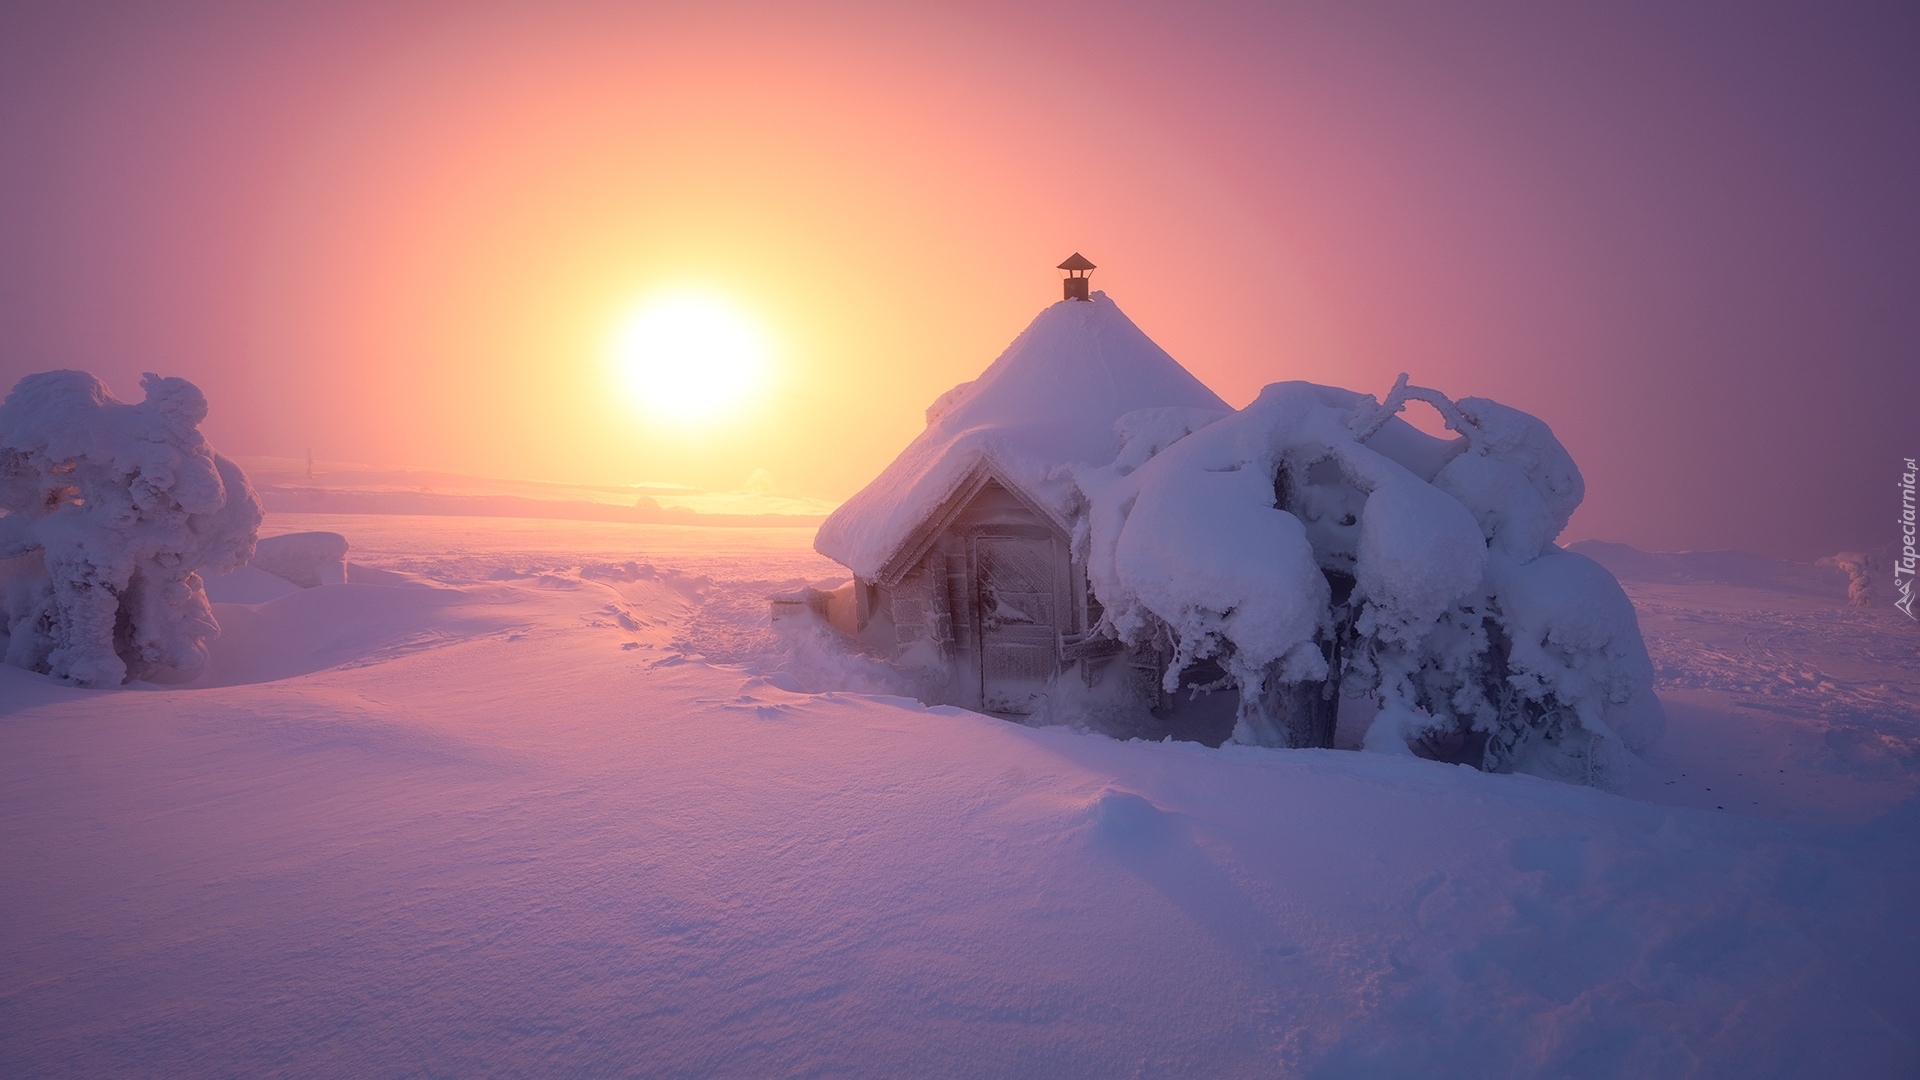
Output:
[[1056, 253, 1096, 273]]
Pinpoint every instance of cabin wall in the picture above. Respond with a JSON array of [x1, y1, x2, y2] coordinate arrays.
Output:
[[889, 561, 953, 658]]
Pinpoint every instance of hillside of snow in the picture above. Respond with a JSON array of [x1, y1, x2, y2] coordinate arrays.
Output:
[[3, 515, 1916, 1078]]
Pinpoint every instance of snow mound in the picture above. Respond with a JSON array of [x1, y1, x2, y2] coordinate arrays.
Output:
[[193, 582, 512, 688], [816, 293, 1227, 579], [202, 564, 302, 605], [252, 531, 350, 587], [0, 371, 263, 685]]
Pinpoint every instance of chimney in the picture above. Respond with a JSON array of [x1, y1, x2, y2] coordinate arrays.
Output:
[[1057, 253, 1095, 301]]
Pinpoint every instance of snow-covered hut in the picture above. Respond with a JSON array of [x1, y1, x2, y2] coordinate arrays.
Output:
[[812, 278, 1227, 716], [810, 262, 1663, 781]]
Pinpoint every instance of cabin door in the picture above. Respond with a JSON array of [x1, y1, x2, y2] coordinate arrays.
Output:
[[972, 532, 1062, 715]]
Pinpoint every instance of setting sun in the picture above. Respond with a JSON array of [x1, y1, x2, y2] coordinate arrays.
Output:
[[610, 294, 771, 426]]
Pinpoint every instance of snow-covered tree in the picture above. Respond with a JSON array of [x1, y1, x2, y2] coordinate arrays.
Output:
[[0, 371, 262, 685], [1076, 375, 1662, 783], [1817, 551, 1876, 607]]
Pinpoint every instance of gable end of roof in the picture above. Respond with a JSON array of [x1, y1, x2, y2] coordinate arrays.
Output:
[[874, 456, 1071, 587]]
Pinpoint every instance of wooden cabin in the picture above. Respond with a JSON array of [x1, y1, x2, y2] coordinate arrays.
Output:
[[806, 263, 1230, 719], [854, 459, 1094, 714]]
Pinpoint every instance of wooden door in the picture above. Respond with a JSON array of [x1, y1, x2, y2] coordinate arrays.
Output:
[[973, 533, 1062, 715]]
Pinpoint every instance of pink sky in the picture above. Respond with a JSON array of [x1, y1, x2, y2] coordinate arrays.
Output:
[[1, 0, 1913, 558]]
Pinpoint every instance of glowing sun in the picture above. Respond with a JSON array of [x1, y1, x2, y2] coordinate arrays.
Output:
[[610, 294, 771, 425]]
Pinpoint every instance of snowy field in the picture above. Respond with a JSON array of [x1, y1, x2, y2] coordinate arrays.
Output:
[[3, 514, 1916, 1078]]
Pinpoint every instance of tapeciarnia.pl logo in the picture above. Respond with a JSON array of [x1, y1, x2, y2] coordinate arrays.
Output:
[[1898, 457, 1917, 620]]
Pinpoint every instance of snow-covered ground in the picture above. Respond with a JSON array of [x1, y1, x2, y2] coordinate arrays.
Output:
[[1574, 540, 1920, 826], [3, 515, 1915, 1078]]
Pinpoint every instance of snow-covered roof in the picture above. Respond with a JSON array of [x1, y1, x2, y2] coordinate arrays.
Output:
[[815, 292, 1228, 581]]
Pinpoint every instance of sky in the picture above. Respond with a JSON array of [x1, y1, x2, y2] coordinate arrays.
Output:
[[1, 0, 1914, 559]]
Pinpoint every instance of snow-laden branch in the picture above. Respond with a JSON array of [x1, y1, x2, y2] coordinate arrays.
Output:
[[1349, 372, 1478, 450]]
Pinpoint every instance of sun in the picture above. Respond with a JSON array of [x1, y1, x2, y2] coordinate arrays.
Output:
[[610, 293, 771, 426]]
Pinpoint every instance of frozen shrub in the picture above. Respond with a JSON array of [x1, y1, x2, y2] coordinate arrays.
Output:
[[1816, 551, 1875, 607], [0, 371, 262, 685]]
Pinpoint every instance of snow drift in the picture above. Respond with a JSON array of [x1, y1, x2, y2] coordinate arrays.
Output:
[[251, 530, 350, 588], [0, 370, 262, 685]]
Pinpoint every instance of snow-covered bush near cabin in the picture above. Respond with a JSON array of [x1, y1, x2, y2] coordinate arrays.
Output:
[[1075, 375, 1662, 782], [0, 370, 262, 686]]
